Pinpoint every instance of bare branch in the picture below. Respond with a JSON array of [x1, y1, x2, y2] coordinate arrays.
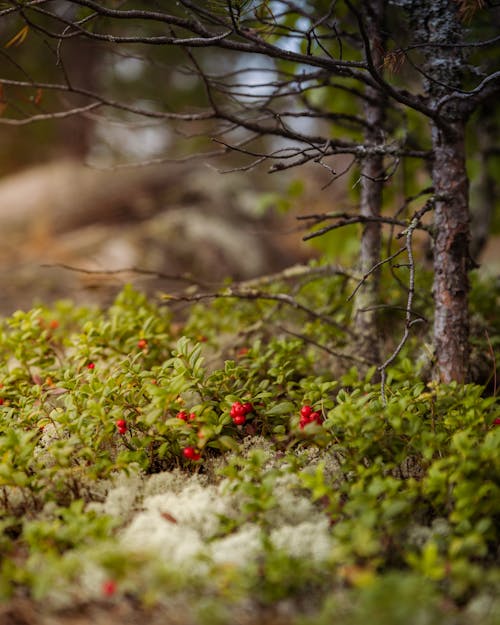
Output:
[[0, 78, 214, 122], [436, 70, 500, 116], [378, 201, 435, 402], [346, 246, 408, 304], [0, 102, 101, 125], [162, 288, 354, 337], [300, 214, 429, 242], [40, 264, 214, 288], [277, 325, 371, 366], [345, 0, 439, 121]]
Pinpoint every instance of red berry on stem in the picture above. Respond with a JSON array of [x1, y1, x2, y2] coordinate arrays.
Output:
[[233, 414, 246, 426], [87, 362, 95, 370], [188, 412, 196, 421], [493, 418, 500, 426], [176, 411, 188, 421], [182, 446, 201, 461], [242, 402, 253, 415], [137, 339, 148, 349]]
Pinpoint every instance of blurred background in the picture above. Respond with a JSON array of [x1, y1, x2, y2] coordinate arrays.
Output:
[[0, 6, 334, 315], [0, 2, 498, 315]]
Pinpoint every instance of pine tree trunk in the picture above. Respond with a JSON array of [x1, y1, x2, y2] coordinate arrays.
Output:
[[431, 121, 470, 382], [409, 0, 471, 381], [353, 0, 385, 369]]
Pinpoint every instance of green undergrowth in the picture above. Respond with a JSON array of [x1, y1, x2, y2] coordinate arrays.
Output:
[[0, 276, 498, 624]]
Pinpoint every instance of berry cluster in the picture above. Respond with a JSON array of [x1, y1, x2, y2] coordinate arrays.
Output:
[[176, 410, 196, 422], [230, 401, 253, 425], [299, 405, 323, 429], [182, 446, 201, 461], [116, 419, 127, 435]]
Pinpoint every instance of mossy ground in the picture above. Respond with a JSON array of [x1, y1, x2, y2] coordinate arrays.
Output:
[[0, 270, 499, 625]]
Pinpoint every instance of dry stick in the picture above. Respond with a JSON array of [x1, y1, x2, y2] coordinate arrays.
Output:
[[162, 289, 354, 337], [387, 188, 434, 291], [0, 102, 101, 125], [377, 205, 432, 404], [238, 263, 357, 288], [300, 215, 428, 241], [346, 247, 407, 303], [40, 263, 214, 288], [48, 262, 356, 337]]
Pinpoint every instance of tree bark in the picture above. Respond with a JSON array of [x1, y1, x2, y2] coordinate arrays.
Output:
[[409, 0, 471, 382], [353, 0, 385, 369], [431, 121, 470, 382]]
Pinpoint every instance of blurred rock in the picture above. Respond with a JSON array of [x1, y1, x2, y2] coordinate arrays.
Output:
[[0, 159, 313, 314]]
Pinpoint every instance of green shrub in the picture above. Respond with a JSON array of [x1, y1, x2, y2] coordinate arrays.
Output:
[[0, 279, 498, 623]]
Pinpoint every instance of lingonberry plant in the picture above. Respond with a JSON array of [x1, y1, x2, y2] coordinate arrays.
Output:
[[0, 278, 498, 624]]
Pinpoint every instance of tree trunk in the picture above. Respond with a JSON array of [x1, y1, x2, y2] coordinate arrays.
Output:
[[409, 0, 471, 382], [353, 0, 385, 369], [431, 121, 470, 382]]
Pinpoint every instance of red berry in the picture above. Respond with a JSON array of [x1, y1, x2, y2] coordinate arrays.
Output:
[[87, 362, 95, 370], [310, 411, 323, 425], [116, 419, 127, 434], [49, 319, 59, 330], [182, 446, 201, 461], [493, 418, 500, 426], [0, 398, 4, 406], [137, 339, 148, 349], [299, 417, 309, 430], [188, 412, 196, 421], [300, 405, 313, 418], [242, 402, 253, 415], [102, 580, 117, 597], [232, 414, 246, 426], [176, 411, 189, 421], [230, 402, 245, 417]]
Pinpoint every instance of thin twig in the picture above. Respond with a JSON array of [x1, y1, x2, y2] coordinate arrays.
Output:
[[40, 263, 213, 288], [346, 247, 407, 303], [162, 289, 353, 337], [378, 203, 433, 403], [0, 102, 101, 125], [277, 324, 372, 365]]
